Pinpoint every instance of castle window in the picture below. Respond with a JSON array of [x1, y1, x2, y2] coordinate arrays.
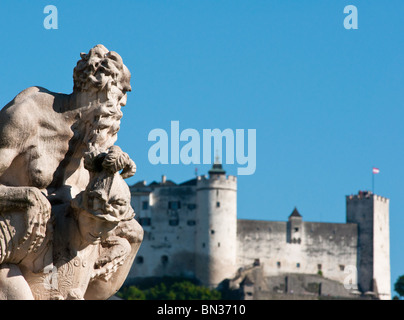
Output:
[[187, 204, 196, 210], [216, 202, 220, 208], [292, 238, 301, 244], [139, 217, 151, 226], [277, 261, 281, 268], [339, 265, 345, 271], [218, 242, 220, 247], [296, 263, 300, 268], [294, 227, 299, 232], [317, 264, 322, 270], [142, 201, 149, 210], [136, 256, 144, 264], [187, 220, 196, 226], [211, 229, 215, 235], [169, 219, 179, 226], [161, 255, 168, 265], [202, 243, 205, 248], [168, 201, 181, 210]]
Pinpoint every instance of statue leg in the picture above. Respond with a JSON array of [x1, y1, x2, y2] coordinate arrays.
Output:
[[0, 263, 34, 300]]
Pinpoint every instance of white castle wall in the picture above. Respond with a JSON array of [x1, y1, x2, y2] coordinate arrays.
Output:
[[129, 181, 198, 279], [236, 219, 358, 285]]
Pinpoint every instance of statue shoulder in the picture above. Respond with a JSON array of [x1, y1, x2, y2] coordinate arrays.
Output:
[[13, 86, 48, 102], [0, 87, 62, 125], [8, 86, 59, 108], [0, 87, 53, 146]]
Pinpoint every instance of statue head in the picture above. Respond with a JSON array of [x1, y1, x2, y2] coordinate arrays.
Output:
[[72, 173, 134, 244], [71, 147, 135, 244], [73, 44, 132, 97], [72, 45, 133, 151]]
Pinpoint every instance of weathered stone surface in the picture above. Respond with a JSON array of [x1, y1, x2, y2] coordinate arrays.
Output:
[[0, 45, 143, 300]]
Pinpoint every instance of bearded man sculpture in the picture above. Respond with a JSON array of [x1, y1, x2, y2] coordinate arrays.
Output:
[[0, 45, 143, 300]]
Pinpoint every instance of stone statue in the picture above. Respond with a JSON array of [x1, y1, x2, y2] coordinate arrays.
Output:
[[0, 45, 143, 299]]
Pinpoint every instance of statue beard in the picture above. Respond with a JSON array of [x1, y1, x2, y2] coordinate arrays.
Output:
[[81, 99, 123, 154]]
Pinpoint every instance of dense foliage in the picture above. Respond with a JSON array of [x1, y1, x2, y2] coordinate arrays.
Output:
[[117, 278, 222, 300], [394, 275, 404, 299]]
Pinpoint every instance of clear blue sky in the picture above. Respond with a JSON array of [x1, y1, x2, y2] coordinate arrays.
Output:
[[0, 0, 403, 297]]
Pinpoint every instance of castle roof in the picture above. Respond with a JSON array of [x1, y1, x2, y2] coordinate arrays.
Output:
[[208, 155, 226, 176], [180, 178, 197, 186], [131, 178, 192, 188], [130, 161, 227, 189], [160, 180, 177, 186], [131, 180, 147, 188], [289, 207, 302, 218], [148, 180, 177, 186]]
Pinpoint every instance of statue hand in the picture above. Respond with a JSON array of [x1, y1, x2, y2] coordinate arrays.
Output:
[[84, 145, 136, 179], [24, 187, 51, 214], [92, 236, 131, 281], [20, 187, 51, 252], [119, 158, 136, 179], [102, 146, 136, 179], [0, 186, 52, 253]]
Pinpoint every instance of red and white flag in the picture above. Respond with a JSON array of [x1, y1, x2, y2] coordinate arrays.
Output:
[[372, 167, 380, 174]]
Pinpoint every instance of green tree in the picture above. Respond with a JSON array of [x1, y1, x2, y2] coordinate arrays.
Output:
[[147, 283, 177, 300], [117, 278, 221, 300], [394, 275, 404, 299], [170, 281, 221, 300], [117, 286, 146, 300]]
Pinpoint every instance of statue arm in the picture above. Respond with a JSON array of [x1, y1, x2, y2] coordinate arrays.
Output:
[[0, 117, 22, 180], [0, 100, 35, 181], [0, 124, 31, 207], [0, 105, 49, 207], [0, 104, 51, 260]]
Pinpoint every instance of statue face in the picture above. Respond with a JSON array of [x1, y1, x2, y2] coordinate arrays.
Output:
[[109, 85, 128, 107], [73, 172, 134, 244], [72, 153, 135, 245], [77, 209, 117, 244], [77, 176, 132, 243], [85, 175, 133, 221]]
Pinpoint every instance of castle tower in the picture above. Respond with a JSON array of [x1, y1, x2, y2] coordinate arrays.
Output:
[[346, 191, 391, 300], [287, 207, 303, 244], [195, 161, 237, 288]]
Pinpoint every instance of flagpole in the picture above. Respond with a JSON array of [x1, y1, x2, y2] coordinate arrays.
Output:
[[372, 170, 374, 194], [372, 167, 379, 194]]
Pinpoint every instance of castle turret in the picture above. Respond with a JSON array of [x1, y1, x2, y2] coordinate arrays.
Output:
[[346, 191, 390, 300], [195, 161, 237, 287], [287, 208, 303, 244]]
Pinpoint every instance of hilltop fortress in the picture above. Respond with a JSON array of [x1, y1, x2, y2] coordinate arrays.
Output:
[[127, 163, 391, 300]]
